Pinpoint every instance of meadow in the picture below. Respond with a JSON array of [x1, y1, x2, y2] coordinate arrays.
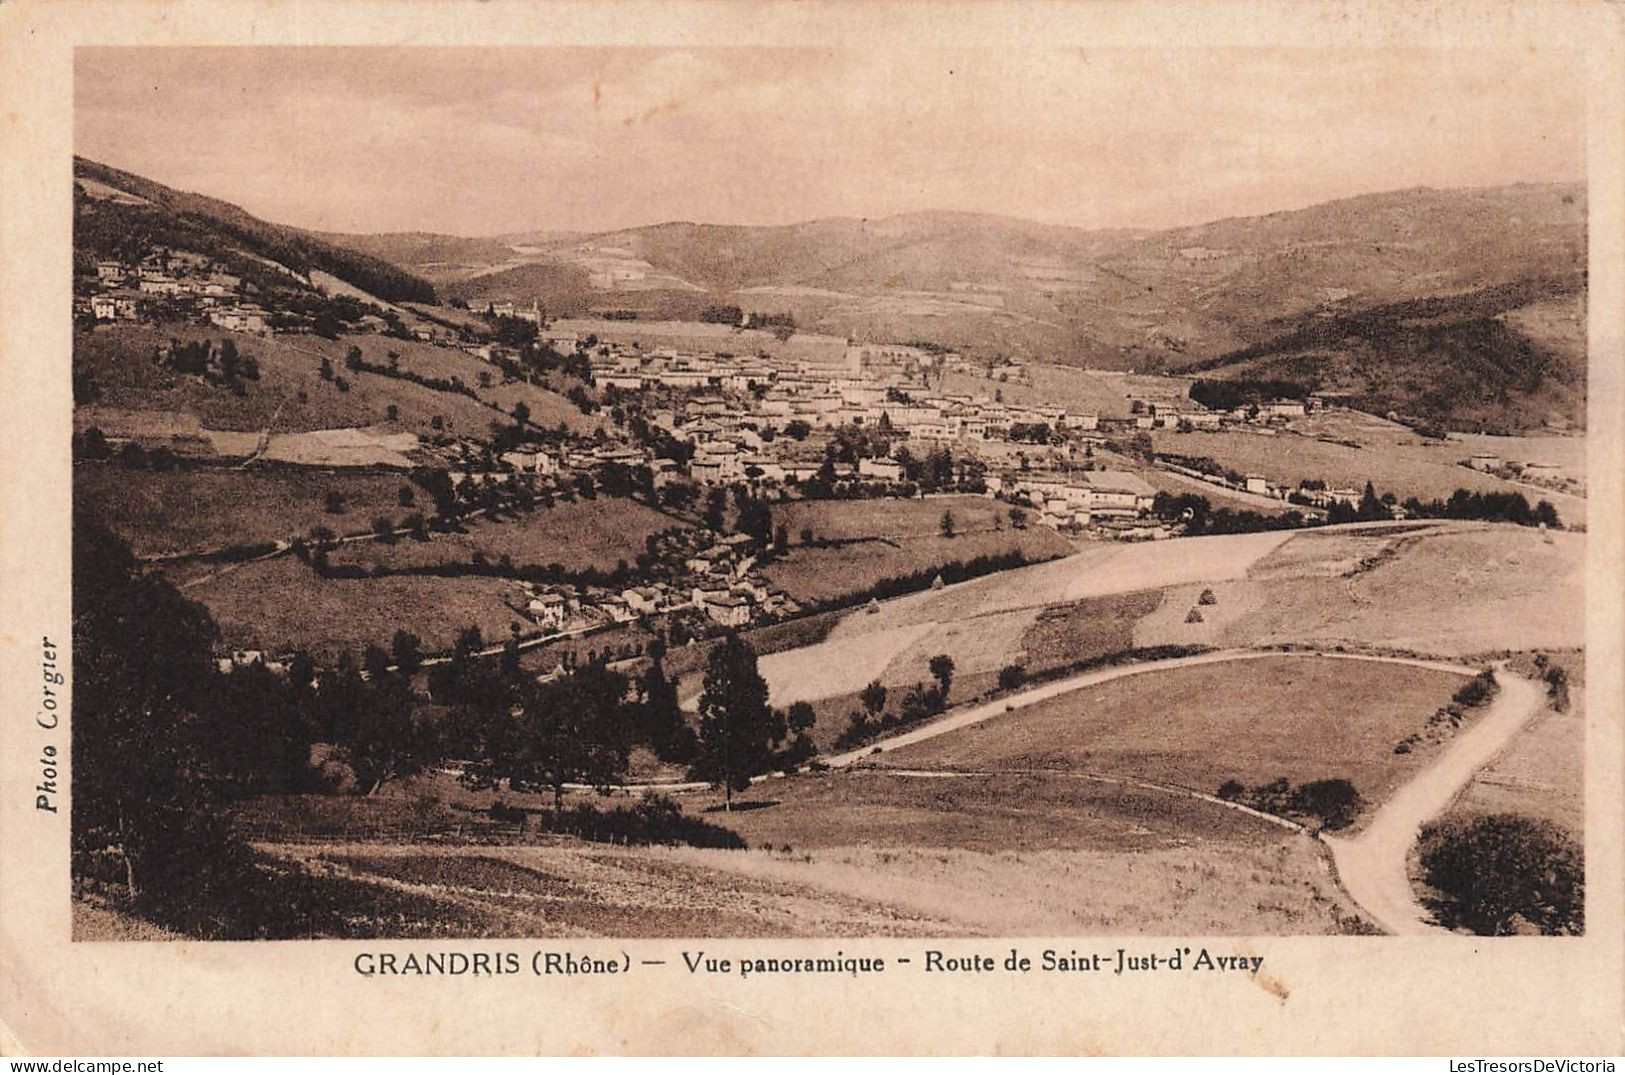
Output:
[[879, 654, 1470, 807], [186, 555, 525, 659], [74, 463, 412, 557], [327, 496, 680, 574], [1150, 424, 1586, 525], [74, 323, 599, 446]]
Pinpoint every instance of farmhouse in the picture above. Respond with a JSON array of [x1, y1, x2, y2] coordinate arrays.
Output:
[[208, 306, 269, 334], [702, 592, 753, 627], [858, 457, 905, 482], [500, 449, 559, 475], [1081, 470, 1157, 516], [90, 293, 139, 321], [526, 592, 567, 629]]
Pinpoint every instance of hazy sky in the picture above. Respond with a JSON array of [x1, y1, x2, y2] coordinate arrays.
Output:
[[76, 46, 1585, 237]]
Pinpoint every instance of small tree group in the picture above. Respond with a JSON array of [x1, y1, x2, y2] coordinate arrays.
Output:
[[837, 656, 954, 749]]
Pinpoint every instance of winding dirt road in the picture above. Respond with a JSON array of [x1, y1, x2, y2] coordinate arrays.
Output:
[[1322, 666, 1545, 935]]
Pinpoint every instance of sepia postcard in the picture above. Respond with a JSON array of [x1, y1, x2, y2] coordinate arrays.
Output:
[[1, 0, 1622, 1057]]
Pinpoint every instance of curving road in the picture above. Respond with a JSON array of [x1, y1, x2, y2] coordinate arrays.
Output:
[[587, 647, 1480, 791], [824, 648, 1477, 767], [572, 641, 1546, 938], [1321, 665, 1546, 935]]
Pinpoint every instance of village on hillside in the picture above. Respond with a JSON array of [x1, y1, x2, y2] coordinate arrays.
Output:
[[73, 241, 1584, 672]]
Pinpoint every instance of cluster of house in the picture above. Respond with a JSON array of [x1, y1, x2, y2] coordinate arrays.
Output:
[[991, 469, 1160, 532], [586, 340, 1085, 443], [443, 442, 656, 489], [1157, 457, 1360, 512], [517, 531, 800, 636], [467, 300, 545, 325], [78, 251, 272, 333], [1125, 397, 1314, 430]]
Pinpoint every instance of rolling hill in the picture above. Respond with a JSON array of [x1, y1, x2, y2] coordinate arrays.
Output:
[[86, 155, 1585, 430], [320, 184, 1586, 429], [74, 157, 440, 306]]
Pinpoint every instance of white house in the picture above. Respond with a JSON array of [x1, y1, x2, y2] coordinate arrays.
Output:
[[858, 457, 905, 482], [527, 593, 567, 629], [702, 592, 753, 627], [500, 449, 558, 475], [622, 587, 661, 616]]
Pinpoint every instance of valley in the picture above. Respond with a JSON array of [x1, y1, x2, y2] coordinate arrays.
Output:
[[68, 156, 1587, 944]]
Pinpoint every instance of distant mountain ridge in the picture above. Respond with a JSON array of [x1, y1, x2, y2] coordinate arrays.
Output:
[[72, 156, 1587, 431]]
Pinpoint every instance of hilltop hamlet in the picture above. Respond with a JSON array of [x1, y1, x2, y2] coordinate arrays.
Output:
[[71, 158, 1585, 943]]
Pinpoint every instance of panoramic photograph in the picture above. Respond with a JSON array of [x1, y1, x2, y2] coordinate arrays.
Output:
[[70, 45, 1587, 941]]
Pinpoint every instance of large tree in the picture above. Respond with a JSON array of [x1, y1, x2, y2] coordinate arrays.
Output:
[[690, 633, 784, 809], [322, 658, 433, 796], [468, 660, 632, 814], [72, 521, 255, 932]]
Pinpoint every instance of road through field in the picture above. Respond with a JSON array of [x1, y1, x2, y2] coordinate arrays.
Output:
[[823, 648, 1476, 767], [1321, 666, 1545, 935], [633, 647, 1478, 793]]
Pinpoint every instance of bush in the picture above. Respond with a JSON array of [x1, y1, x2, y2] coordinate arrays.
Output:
[[1452, 669, 1499, 709], [1221, 776, 1362, 829], [1288, 778, 1362, 830], [1198, 588, 1218, 606], [1417, 814, 1583, 935], [997, 663, 1028, 690], [555, 796, 745, 849]]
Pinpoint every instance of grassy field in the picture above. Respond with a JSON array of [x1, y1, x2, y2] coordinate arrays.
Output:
[[1150, 426, 1586, 525], [773, 495, 1015, 542], [186, 556, 526, 658], [202, 830, 1364, 937], [1299, 409, 1586, 482], [1452, 650, 1584, 834], [751, 529, 1296, 707], [1021, 590, 1164, 673], [1223, 526, 1585, 656], [700, 769, 1274, 852], [171, 768, 1370, 937], [74, 323, 598, 444], [327, 496, 680, 574], [880, 654, 1469, 808], [761, 526, 1071, 606], [75, 463, 414, 557]]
